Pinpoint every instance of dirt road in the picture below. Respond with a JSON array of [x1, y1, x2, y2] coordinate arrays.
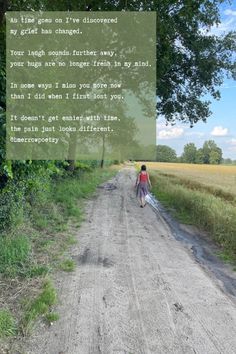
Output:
[[23, 167, 236, 354]]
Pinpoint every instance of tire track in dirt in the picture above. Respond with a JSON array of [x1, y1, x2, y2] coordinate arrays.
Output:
[[19, 166, 236, 354]]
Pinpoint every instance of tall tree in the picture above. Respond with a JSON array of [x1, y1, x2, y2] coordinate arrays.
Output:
[[195, 148, 204, 164], [182, 143, 197, 163], [209, 150, 222, 164], [202, 140, 222, 164], [156, 145, 177, 162], [1, 0, 235, 127], [156, 0, 236, 126]]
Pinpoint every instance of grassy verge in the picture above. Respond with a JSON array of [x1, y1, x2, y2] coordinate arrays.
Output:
[[150, 172, 236, 263], [52, 167, 115, 220], [21, 279, 57, 335], [0, 165, 117, 340]]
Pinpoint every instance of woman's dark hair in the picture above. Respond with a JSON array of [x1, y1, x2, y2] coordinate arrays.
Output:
[[141, 165, 146, 171]]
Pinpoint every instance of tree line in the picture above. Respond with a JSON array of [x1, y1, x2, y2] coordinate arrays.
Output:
[[156, 141, 236, 165]]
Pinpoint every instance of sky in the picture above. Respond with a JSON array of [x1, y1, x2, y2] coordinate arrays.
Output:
[[156, 1, 236, 159]]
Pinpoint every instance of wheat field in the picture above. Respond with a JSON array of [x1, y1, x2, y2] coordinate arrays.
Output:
[[144, 162, 236, 196], [138, 162, 236, 256]]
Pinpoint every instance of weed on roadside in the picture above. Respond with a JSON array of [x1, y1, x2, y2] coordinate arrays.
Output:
[[217, 251, 236, 265], [45, 312, 60, 324], [59, 259, 76, 272], [0, 309, 17, 338], [21, 279, 57, 335]]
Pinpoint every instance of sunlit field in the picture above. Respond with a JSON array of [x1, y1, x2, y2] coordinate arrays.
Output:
[[145, 162, 236, 197]]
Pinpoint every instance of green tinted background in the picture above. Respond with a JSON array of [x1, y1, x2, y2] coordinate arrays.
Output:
[[6, 12, 156, 160]]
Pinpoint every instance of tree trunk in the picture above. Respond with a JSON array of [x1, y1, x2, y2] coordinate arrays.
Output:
[[66, 132, 77, 172], [0, 1, 8, 25], [66, 159, 76, 171], [100, 134, 105, 168]]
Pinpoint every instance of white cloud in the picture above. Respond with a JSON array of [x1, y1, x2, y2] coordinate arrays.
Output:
[[228, 146, 236, 152], [221, 83, 236, 89], [211, 126, 229, 136], [157, 127, 185, 139], [225, 139, 236, 153], [185, 131, 205, 138], [211, 18, 235, 35], [224, 9, 236, 16], [200, 7, 236, 36], [229, 138, 236, 145], [156, 121, 168, 130]]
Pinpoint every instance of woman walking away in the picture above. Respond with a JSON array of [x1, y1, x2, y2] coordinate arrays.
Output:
[[135, 164, 152, 207]]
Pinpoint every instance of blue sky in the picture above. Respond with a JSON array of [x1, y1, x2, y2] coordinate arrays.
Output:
[[157, 1, 236, 159]]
